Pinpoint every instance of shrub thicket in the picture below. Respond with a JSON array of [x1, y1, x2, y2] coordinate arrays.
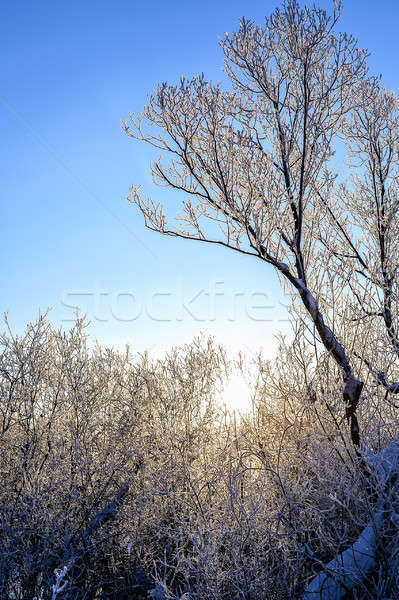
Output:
[[1, 315, 397, 599]]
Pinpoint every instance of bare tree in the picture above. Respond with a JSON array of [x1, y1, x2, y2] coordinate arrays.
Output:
[[123, 0, 399, 455]]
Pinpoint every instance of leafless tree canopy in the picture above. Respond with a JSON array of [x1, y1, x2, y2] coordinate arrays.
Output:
[[124, 0, 399, 453]]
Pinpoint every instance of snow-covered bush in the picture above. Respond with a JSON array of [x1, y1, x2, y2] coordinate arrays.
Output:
[[1, 315, 398, 598]]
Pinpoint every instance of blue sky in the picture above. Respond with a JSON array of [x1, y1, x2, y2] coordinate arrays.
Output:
[[1, 0, 398, 360]]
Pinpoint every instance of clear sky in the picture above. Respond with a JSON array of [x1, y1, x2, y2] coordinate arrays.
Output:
[[1, 0, 398, 362]]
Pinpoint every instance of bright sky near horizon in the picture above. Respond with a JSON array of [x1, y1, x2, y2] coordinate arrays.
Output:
[[1, 0, 399, 370]]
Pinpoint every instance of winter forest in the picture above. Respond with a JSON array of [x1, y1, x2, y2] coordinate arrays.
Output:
[[3, 0, 399, 598]]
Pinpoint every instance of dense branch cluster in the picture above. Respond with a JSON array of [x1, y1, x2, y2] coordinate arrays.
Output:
[[2, 316, 399, 599]]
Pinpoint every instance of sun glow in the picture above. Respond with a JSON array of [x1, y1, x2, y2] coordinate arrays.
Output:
[[220, 371, 253, 414]]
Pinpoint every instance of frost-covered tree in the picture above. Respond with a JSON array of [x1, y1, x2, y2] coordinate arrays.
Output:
[[124, 0, 399, 454]]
